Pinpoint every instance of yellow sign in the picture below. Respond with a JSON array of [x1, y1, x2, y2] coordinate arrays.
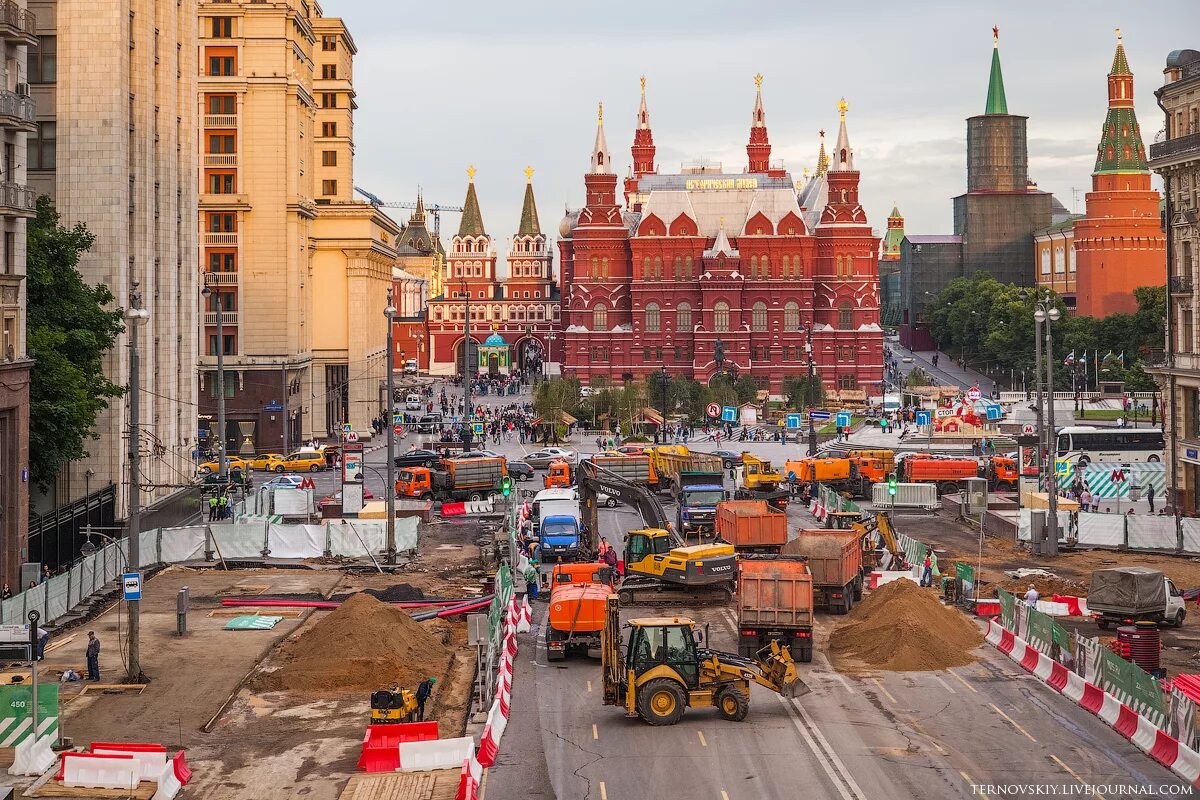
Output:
[[684, 178, 759, 191]]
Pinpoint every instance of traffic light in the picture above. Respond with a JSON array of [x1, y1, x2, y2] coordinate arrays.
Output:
[[500, 476, 513, 497], [887, 473, 897, 496]]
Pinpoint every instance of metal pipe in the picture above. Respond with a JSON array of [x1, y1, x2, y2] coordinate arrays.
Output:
[[385, 291, 397, 564]]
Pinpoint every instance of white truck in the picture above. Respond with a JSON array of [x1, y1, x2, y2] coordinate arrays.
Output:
[[1088, 566, 1186, 629]]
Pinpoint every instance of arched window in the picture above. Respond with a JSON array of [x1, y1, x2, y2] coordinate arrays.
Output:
[[645, 302, 661, 332], [674, 256, 682, 281], [784, 301, 800, 330], [1054, 246, 1065, 274], [749, 256, 759, 277], [836, 255, 844, 278], [676, 303, 692, 331], [684, 256, 693, 279], [714, 301, 730, 333], [838, 302, 853, 329], [751, 301, 767, 332], [643, 256, 651, 278], [845, 255, 853, 277], [593, 303, 608, 331], [601, 257, 609, 278], [760, 255, 769, 277], [1040, 248, 1051, 275], [514, 306, 525, 321], [591, 257, 598, 278], [653, 256, 662, 280]]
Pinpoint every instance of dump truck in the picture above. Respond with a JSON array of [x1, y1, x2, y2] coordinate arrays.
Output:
[[675, 471, 726, 534], [651, 448, 724, 496], [394, 456, 506, 502], [1087, 567, 1186, 629], [896, 455, 980, 495], [715, 500, 788, 554], [782, 530, 863, 614], [546, 577, 614, 661], [847, 449, 896, 473], [984, 456, 1019, 490], [587, 454, 656, 488], [544, 459, 572, 489], [737, 555, 814, 662]]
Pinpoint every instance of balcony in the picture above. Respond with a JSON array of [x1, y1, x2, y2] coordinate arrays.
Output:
[[203, 153, 238, 167], [0, 1, 35, 45], [203, 311, 239, 326], [1171, 274, 1195, 293], [0, 181, 35, 217], [203, 114, 238, 128], [1149, 131, 1200, 166], [203, 271, 238, 287], [203, 231, 239, 247], [0, 89, 34, 131]]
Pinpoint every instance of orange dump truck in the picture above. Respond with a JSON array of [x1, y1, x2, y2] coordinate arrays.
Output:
[[985, 456, 1019, 490], [545, 578, 614, 661], [737, 555, 814, 662], [394, 456, 507, 502], [715, 500, 788, 554], [782, 530, 863, 614], [896, 456, 980, 495]]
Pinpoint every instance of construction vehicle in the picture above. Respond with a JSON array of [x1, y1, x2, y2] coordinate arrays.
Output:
[[715, 500, 788, 554], [551, 562, 612, 586], [587, 453, 657, 489], [576, 459, 738, 605], [740, 454, 782, 491], [846, 449, 896, 473], [369, 688, 418, 724], [600, 596, 804, 725], [544, 459, 572, 489], [649, 447, 723, 495], [984, 456, 1019, 490], [674, 471, 726, 534], [737, 556, 814, 662], [850, 512, 908, 572], [895, 455, 980, 495], [546, 575, 614, 661], [395, 457, 507, 502], [782, 530, 863, 614]]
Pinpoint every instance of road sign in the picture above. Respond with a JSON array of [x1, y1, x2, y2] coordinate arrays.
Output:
[[1111, 469, 1126, 482], [721, 406, 738, 423], [394, 425, 404, 435], [916, 411, 932, 426], [785, 414, 802, 430], [264, 400, 284, 412], [967, 385, 982, 402], [342, 423, 353, 434], [935, 408, 953, 418], [299, 476, 316, 490], [122, 572, 143, 602], [472, 422, 485, 435], [985, 404, 1002, 421], [1022, 423, 1035, 435], [1055, 459, 1071, 475], [343, 430, 359, 443], [392, 413, 403, 426], [808, 410, 831, 421], [706, 402, 721, 418], [342, 441, 364, 484], [835, 412, 851, 428]]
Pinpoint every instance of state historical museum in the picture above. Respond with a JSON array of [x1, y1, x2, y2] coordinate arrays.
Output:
[[557, 77, 884, 396]]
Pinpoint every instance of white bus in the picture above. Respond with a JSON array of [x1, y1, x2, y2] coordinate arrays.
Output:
[[1055, 426, 1164, 467]]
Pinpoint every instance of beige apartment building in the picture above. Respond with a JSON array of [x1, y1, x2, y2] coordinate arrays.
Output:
[[197, 0, 396, 455], [1151, 47, 1200, 513], [28, 0, 198, 533]]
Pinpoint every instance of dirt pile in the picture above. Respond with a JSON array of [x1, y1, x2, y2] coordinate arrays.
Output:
[[829, 579, 983, 672], [254, 592, 452, 694], [993, 575, 1087, 599]]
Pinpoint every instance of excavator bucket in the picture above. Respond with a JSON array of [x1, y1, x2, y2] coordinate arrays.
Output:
[[766, 641, 810, 699]]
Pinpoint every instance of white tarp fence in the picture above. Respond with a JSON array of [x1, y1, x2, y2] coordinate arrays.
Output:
[[159, 526, 207, 564], [266, 525, 326, 559], [1077, 513, 1125, 547], [213, 521, 267, 559], [1184, 518, 1200, 553], [271, 488, 313, 517], [1020, 508, 1187, 552], [1127, 516, 1177, 550]]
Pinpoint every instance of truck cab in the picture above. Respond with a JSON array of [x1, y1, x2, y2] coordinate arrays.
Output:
[[539, 514, 583, 562], [396, 467, 433, 499], [741, 455, 781, 491], [532, 487, 581, 535], [544, 460, 571, 490]]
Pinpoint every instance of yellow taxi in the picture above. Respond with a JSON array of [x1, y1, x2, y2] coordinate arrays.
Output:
[[276, 451, 326, 473], [197, 456, 247, 475], [247, 453, 286, 471]]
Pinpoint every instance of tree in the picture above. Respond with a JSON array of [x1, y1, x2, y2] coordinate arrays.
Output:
[[532, 377, 579, 440], [782, 375, 824, 410], [27, 196, 125, 491]]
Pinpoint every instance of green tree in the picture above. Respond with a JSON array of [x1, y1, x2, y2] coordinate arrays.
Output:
[[733, 374, 760, 405], [782, 375, 824, 410], [532, 377, 579, 439], [27, 196, 126, 491]]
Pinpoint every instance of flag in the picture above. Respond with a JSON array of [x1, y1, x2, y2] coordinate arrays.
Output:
[[1063, 350, 1075, 366], [1120, 351, 1126, 368], [1101, 350, 1117, 366], [1079, 350, 1088, 364]]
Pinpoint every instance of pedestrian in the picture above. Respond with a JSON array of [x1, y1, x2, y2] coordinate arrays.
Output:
[[208, 494, 218, 521], [597, 536, 610, 560], [1080, 489, 1092, 513], [602, 545, 619, 576], [218, 493, 229, 520], [35, 627, 48, 661], [85, 631, 101, 681], [40, 565, 50, 584], [524, 561, 540, 601], [1147, 484, 1156, 513], [415, 676, 436, 722], [921, 553, 933, 587], [1024, 584, 1039, 610], [1, 583, 10, 599]]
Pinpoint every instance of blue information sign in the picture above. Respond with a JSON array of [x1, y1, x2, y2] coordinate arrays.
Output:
[[785, 414, 802, 430], [122, 572, 143, 602], [986, 404, 1003, 421], [808, 410, 831, 422], [835, 412, 852, 428], [916, 410, 932, 426], [721, 406, 738, 423]]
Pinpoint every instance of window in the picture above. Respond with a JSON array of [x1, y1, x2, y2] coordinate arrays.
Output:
[[322, 179, 338, 196], [674, 256, 682, 281], [208, 252, 236, 271], [1054, 246, 1066, 274], [645, 302, 660, 332], [321, 64, 337, 80], [591, 257, 598, 278], [210, 16, 232, 37], [28, 35, 56, 83], [751, 301, 767, 332], [1184, 309, 1195, 354], [321, 92, 337, 108], [760, 255, 769, 277], [208, 213, 235, 231], [844, 255, 853, 277], [593, 303, 608, 330], [28, 122, 55, 170], [322, 121, 337, 137], [652, 256, 661, 280], [207, 94, 235, 115], [208, 172, 235, 193], [836, 255, 843, 278], [601, 257, 609, 278], [322, 150, 337, 166], [321, 34, 337, 51], [714, 301, 730, 333], [207, 134, 235, 153], [750, 256, 758, 277], [591, 346, 609, 362], [207, 335, 236, 357], [838, 374, 856, 391], [684, 256, 693, 279], [676, 303, 692, 331], [1040, 247, 1051, 275], [207, 53, 235, 76], [838, 302, 853, 328], [784, 301, 800, 330], [642, 256, 650, 278]]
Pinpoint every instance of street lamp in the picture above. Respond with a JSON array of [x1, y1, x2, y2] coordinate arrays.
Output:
[[385, 290, 397, 565], [460, 280, 473, 450], [200, 285, 228, 485], [806, 324, 817, 456], [659, 366, 669, 440], [1032, 293, 1062, 556], [124, 286, 149, 683]]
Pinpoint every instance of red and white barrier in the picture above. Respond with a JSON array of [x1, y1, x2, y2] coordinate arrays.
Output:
[[91, 743, 167, 783], [356, 722, 439, 772], [454, 752, 483, 800], [10, 732, 55, 776], [1050, 595, 1090, 617], [985, 619, 1200, 785], [517, 597, 532, 633], [475, 698, 508, 768], [398, 736, 475, 772], [152, 763, 182, 800], [58, 753, 139, 790]]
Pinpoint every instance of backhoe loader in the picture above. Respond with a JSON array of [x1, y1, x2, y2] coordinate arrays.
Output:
[[600, 596, 806, 725]]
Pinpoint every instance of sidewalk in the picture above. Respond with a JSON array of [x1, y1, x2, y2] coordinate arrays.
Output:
[[891, 343, 994, 393]]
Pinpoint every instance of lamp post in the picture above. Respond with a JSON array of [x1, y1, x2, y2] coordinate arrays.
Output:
[[659, 366, 669, 439], [545, 329, 556, 381], [201, 285, 228, 484], [125, 285, 149, 683], [1032, 293, 1061, 556], [806, 324, 817, 456], [385, 290, 397, 565], [461, 280, 472, 450]]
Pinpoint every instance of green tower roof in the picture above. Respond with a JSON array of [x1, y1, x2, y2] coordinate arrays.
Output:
[[517, 179, 541, 237], [1110, 38, 1131, 75], [1094, 35, 1147, 174], [458, 175, 486, 237], [985, 32, 1009, 115]]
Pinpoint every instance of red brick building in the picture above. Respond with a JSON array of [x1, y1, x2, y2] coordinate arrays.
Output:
[[557, 79, 884, 396]]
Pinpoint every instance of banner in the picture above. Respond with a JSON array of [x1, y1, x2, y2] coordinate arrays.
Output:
[[0, 684, 57, 748]]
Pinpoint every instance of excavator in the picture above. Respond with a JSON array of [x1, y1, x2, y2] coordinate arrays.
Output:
[[577, 459, 738, 605], [847, 511, 908, 571], [600, 596, 806, 725]]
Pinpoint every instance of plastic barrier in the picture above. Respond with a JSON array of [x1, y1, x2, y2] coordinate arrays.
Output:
[[170, 750, 192, 785], [10, 732, 55, 776], [58, 752, 139, 790], [1051, 595, 1089, 616], [520, 596, 533, 630], [90, 743, 167, 783], [152, 761, 182, 800], [441, 502, 466, 517], [398, 736, 475, 772], [356, 722, 439, 772]]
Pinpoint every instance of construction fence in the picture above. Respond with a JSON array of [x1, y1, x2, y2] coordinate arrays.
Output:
[[1016, 509, 1200, 553]]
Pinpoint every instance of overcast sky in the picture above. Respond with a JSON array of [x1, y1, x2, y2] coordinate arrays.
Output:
[[344, 0, 1199, 250]]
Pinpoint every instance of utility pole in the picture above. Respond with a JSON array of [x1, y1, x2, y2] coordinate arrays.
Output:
[[806, 324, 817, 456], [462, 281, 472, 450], [385, 290, 397, 564], [282, 362, 289, 455], [1045, 311, 1059, 556], [125, 284, 149, 683]]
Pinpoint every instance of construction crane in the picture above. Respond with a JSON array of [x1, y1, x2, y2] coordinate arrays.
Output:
[[353, 185, 463, 241]]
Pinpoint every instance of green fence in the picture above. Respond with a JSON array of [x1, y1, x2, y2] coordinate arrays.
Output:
[[1096, 645, 1167, 727], [0, 683, 57, 747], [997, 588, 1016, 630]]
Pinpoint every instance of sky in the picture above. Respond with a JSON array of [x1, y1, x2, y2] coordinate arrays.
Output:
[[342, 0, 1200, 252]]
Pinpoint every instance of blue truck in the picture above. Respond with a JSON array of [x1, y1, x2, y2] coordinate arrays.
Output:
[[539, 514, 583, 562], [675, 471, 727, 534]]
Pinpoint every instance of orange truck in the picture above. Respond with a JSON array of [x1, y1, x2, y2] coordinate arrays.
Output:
[[896, 456, 980, 495], [783, 530, 864, 614], [737, 555, 814, 662], [985, 456, 1019, 490], [784, 456, 883, 497], [544, 460, 571, 489], [394, 457, 506, 502], [715, 500, 788, 554], [545, 567, 614, 661]]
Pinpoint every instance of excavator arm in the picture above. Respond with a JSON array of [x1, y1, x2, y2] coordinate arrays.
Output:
[[578, 459, 673, 547], [698, 642, 808, 698]]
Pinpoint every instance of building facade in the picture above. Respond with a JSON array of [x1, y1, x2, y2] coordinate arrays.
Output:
[[197, 0, 396, 455], [879, 205, 903, 326], [558, 80, 883, 396], [1150, 46, 1200, 512], [1033, 217, 1081, 302], [28, 0, 198, 525]]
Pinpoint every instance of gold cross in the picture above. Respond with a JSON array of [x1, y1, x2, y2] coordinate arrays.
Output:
[[466, 164, 477, 181], [640, 75, 646, 95], [754, 73, 763, 90], [598, 101, 604, 124], [524, 165, 534, 182], [1115, 27, 1122, 42], [837, 97, 848, 120]]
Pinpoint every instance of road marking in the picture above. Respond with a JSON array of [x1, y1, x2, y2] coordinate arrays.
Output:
[[870, 678, 897, 705], [988, 702, 1037, 742], [698, 730, 707, 747], [906, 719, 948, 755], [592, 723, 598, 740], [720, 792, 729, 800], [600, 782, 607, 800], [931, 674, 957, 694], [1050, 754, 1103, 800], [959, 772, 985, 799], [776, 695, 866, 800], [948, 668, 979, 693], [586, 680, 592, 693]]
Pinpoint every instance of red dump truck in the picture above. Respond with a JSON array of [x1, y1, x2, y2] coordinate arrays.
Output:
[[782, 530, 863, 614], [715, 500, 788, 554], [737, 556, 814, 662]]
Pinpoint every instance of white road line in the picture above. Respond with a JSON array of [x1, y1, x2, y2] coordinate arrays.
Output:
[[988, 702, 1037, 742], [813, 652, 853, 692], [960, 771, 985, 799], [587, 680, 592, 693], [931, 674, 957, 694], [1050, 754, 1104, 800], [948, 668, 979, 693], [776, 694, 866, 800], [870, 678, 897, 705], [600, 781, 608, 800], [698, 730, 707, 747], [592, 723, 599, 741]]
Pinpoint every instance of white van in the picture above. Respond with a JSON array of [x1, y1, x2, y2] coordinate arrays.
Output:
[[405, 393, 422, 411], [531, 487, 581, 533]]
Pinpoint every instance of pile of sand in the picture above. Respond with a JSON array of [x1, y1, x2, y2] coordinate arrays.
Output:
[[993, 575, 1087, 600], [829, 580, 983, 672], [254, 592, 452, 694]]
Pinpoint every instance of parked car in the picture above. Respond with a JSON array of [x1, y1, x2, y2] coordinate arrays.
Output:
[[197, 456, 247, 475], [508, 460, 535, 481], [275, 451, 326, 473], [416, 414, 444, 434], [262, 475, 305, 490], [459, 449, 502, 460], [598, 491, 618, 508], [394, 449, 442, 469], [613, 445, 645, 455], [246, 453, 286, 471], [403, 359, 419, 375], [525, 448, 578, 468], [709, 450, 744, 470]]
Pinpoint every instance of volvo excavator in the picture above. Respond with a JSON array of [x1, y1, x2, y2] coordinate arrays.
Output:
[[577, 459, 737, 605], [600, 596, 806, 725]]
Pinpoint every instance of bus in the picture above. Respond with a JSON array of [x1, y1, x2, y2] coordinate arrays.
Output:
[[1055, 426, 1164, 467]]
